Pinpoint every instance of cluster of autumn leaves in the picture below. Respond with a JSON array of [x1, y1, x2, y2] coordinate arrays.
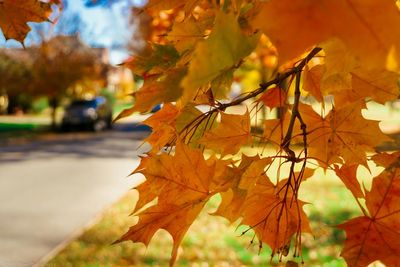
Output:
[[118, 1, 400, 266], [1, 0, 400, 266]]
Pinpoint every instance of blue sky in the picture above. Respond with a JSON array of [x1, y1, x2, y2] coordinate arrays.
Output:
[[0, 0, 146, 64]]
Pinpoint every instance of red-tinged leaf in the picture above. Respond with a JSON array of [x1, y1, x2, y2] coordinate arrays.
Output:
[[339, 167, 400, 267], [199, 110, 252, 155], [259, 86, 287, 109], [371, 151, 400, 168], [0, 0, 52, 42], [334, 164, 364, 198]]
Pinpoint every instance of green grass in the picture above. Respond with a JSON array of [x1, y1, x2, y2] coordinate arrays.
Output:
[[45, 165, 369, 267], [0, 121, 51, 141], [0, 122, 41, 132]]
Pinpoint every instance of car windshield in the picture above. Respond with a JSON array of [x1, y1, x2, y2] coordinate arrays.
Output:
[[69, 100, 97, 108]]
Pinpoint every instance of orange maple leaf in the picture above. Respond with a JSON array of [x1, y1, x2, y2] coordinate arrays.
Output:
[[252, 0, 400, 67], [0, 0, 52, 42], [339, 167, 400, 267], [142, 103, 180, 153], [118, 141, 228, 266], [241, 178, 311, 256], [371, 151, 400, 168], [199, 110, 252, 155], [302, 103, 390, 166], [334, 164, 364, 199], [214, 155, 271, 223], [302, 65, 324, 103]]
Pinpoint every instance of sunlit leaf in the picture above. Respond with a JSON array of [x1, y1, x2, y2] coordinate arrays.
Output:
[[0, 0, 52, 42]]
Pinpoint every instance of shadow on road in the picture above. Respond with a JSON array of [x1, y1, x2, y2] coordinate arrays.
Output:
[[0, 123, 151, 163]]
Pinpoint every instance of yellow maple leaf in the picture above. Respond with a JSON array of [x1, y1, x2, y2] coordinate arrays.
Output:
[[181, 11, 260, 103]]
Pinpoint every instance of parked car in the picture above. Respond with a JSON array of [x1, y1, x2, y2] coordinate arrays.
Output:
[[61, 97, 113, 131]]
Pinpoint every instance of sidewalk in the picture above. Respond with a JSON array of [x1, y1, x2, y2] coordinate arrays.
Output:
[[0, 122, 149, 267]]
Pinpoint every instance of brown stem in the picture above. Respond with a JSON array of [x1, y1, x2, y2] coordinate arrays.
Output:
[[217, 47, 322, 112]]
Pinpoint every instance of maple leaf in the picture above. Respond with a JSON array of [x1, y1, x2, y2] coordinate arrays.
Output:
[[263, 118, 286, 147], [302, 64, 400, 106], [339, 167, 400, 267], [181, 11, 260, 103], [199, 110, 252, 155], [334, 164, 364, 199], [142, 103, 180, 152], [124, 44, 180, 77], [214, 155, 271, 223], [302, 65, 324, 103], [241, 178, 311, 255], [371, 151, 400, 168], [348, 69, 400, 105], [301, 103, 390, 166], [132, 68, 187, 113], [258, 86, 287, 109], [167, 16, 209, 53], [118, 142, 228, 265], [0, 0, 52, 42], [114, 68, 186, 120], [252, 0, 400, 67], [118, 1, 400, 265], [175, 104, 216, 145]]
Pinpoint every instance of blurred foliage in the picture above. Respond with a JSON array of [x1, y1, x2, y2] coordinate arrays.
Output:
[[0, 35, 108, 120]]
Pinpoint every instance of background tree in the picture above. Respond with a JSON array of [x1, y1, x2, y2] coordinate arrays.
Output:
[[0, 50, 33, 113], [30, 35, 106, 128]]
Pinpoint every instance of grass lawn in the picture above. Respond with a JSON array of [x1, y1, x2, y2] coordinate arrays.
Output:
[[44, 162, 377, 267], [0, 120, 51, 141], [0, 122, 42, 132]]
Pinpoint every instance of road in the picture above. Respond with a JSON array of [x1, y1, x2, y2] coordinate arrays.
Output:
[[0, 124, 149, 267]]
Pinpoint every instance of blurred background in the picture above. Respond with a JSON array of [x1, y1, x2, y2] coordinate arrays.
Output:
[[0, 1, 399, 267]]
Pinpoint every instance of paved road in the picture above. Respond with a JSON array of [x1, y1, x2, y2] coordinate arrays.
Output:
[[0, 124, 149, 267]]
